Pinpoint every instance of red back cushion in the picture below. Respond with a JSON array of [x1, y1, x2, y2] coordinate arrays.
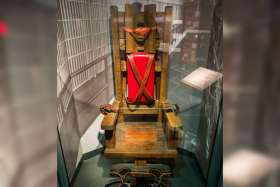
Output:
[[127, 52, 155, 104]]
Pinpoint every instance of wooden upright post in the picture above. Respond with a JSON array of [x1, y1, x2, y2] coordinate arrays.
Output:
[[144, 4, 157, 53], [160, 6, 172, 102], [125, 4, 137, 53], [110, 6, 122, 101]]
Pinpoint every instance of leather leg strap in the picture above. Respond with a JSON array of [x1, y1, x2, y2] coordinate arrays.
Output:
[[127, 54, 155, 104]]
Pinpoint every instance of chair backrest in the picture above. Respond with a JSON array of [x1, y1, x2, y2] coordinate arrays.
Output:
[[110, 4, 173, 107]]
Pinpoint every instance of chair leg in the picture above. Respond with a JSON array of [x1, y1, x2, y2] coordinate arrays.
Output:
[[105, 130, 115, 148]]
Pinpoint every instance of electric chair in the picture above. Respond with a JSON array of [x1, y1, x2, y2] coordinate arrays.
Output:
[[100, 3, 183, 186]]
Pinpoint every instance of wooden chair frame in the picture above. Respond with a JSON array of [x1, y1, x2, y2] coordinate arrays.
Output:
[[101, 4, 182, 159]]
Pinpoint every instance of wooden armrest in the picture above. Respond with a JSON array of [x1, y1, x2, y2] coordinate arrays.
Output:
[[164, 112, 182, 131], [101, 101, 120, 130], [164, 111, 183, 147], [161, 101, 182, 134]]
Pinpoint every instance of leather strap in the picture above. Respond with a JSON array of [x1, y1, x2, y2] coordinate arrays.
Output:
[[124, 27, 156, 45], [124, 27, 152, 36], [99, 104, 118, 115], [127, 54, 155, 105]]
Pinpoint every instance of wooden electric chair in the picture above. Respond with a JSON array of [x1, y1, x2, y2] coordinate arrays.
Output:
[[100, 3, 182, 185]]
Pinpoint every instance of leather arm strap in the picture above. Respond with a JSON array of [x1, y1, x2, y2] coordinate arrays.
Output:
[[99, 104, 118, 115]]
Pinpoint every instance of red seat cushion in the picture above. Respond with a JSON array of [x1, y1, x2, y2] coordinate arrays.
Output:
[[127, 52, 155, 104]]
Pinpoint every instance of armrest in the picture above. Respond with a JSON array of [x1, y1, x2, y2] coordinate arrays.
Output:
[[164, 112, 182, 132], [101, 101, 120, 130], [161, 101, 182, 139], [164, 111, 183, 148]]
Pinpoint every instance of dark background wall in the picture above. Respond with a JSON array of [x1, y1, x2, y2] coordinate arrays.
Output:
[[0, 1, 56, 187], [223, 0, 280, 186]]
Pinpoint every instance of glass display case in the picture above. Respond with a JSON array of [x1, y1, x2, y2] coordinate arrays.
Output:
[[57, 0, 222, 186]]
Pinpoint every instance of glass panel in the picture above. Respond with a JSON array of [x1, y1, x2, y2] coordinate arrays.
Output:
[[57, 0, 114, 181], [168, 0, 222, 178]]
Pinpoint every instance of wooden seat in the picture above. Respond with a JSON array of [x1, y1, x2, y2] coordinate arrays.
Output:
[[105, 122, 177, 158]]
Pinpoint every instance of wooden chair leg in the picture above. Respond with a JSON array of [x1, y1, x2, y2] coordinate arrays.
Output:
[[105, 130, 115, 149]]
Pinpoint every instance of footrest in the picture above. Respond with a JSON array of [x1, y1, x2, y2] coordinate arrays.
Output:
[[111, 163, 171, 176], [106, 162, 171, 186]]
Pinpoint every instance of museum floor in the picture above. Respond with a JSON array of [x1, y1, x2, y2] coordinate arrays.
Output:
[[72, 151, 205, 187]]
